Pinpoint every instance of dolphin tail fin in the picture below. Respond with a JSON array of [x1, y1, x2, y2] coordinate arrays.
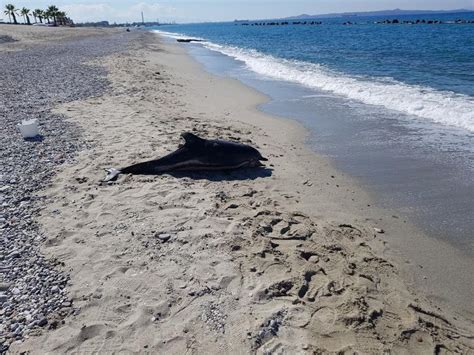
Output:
[[104, 168, 121, 182]]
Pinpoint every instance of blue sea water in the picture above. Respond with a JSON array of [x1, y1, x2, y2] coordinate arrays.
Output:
[[155, 13, 474, 131], [149, 13, 474, 251]]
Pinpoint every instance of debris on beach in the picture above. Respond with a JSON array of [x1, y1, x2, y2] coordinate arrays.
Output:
[[18, 119, 40, 139], [177, 38, 203, 43], [252, 310, 286, 349], [156, 233, 172, 242]]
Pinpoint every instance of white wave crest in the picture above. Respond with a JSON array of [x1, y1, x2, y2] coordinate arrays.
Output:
[[152, 29, 205, 41], [156, 30, 474, 132]]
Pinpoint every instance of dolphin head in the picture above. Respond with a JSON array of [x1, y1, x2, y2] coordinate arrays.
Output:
[[237, 144, 268, 167], [211, 138, 268, 168]]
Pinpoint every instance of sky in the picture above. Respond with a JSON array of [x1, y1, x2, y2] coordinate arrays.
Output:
[[2, 0, 473, 23]]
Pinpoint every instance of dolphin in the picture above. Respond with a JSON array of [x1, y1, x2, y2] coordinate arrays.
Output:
[[104, 132, 268, 181]]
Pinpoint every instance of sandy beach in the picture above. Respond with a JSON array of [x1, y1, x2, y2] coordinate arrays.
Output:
[[0, 24, 122, 52], [1, 26, 473, 353]]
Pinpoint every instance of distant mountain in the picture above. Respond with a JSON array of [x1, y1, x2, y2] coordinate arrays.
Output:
[[284, 9, 473, 20]]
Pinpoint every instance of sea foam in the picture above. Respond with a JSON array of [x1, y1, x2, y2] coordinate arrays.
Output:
[[155, 30, 474, 132]]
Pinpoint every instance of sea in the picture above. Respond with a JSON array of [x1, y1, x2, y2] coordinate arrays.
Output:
[[150, 12, 474, 253]]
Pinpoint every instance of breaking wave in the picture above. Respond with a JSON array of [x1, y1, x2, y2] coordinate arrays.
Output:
[[155, 30, 474, 132]]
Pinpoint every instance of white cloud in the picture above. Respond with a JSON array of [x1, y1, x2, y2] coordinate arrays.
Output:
[[62, 2, 177, 24], [129, 2, 177, 21], [62, 4, 115, 22]]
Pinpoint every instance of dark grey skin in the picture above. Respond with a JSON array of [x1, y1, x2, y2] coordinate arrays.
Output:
[[104, 132, 268, 181]]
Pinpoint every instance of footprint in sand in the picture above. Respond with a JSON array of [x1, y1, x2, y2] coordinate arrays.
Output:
[[310, 307, 337, 331]]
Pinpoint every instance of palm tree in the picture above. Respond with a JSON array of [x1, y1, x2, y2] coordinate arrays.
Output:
[[43, 10, 50, 24], [32, 9, 40, 23], [46, 5, 59, 26], [57, 11, 69, 26], [37, 9, 44, 23], [4, 4, 18, 24], [20, 7, 31, 25]]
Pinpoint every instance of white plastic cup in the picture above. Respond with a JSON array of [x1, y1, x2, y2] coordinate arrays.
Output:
[[18, 119, 40, 138]]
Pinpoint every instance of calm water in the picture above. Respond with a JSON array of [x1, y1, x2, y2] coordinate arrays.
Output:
[[150, 13, 474, 252]]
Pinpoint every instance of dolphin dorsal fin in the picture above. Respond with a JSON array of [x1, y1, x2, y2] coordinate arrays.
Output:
[[181, 132, 205, 147]]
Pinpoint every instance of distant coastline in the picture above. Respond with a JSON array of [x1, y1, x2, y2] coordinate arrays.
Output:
[[283, 8, 473, 20]]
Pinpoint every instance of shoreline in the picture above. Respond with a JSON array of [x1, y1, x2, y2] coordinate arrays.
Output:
[[4, 28, 473, 353], [158, 30, 474, 255], [164, 35, 474, 317]]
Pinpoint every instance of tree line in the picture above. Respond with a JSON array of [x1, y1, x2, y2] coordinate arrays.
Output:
[[3, 4, 72, 26]]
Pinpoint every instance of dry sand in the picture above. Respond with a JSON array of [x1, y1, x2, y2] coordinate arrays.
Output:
[[7, 29, 474, 353], [0, 24, 120, 52]]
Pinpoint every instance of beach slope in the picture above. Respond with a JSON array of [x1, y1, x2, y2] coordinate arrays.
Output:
[[3, 29, 473, 353]]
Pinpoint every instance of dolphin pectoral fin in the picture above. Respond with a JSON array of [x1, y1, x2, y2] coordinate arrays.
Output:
[[104, 168, 121, 182]]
